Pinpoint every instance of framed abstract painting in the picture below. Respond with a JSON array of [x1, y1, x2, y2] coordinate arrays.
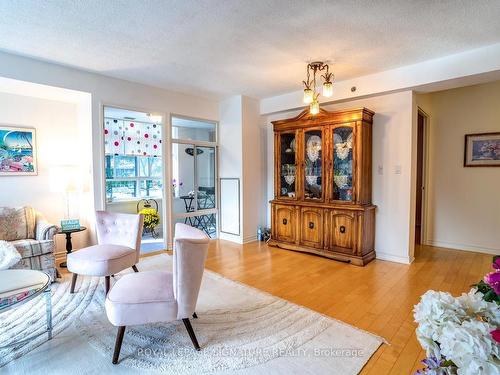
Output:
[[0, 126, 37, 175], [464, 132, 500, 167]]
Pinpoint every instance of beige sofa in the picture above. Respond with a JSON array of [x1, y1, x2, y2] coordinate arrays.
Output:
[[0, 206, 57, 281]]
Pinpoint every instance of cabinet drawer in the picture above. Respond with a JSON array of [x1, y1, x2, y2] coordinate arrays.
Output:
[[328, 210, 357, 254], [300, 207, 323, 248], [274, 205, 296, 243]]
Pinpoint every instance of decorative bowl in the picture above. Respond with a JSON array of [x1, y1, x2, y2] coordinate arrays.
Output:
[[335, 143, 351, 160], [306, 175, 318, 185], [334, 175, 349, 189], [284, 174, 295, 185]]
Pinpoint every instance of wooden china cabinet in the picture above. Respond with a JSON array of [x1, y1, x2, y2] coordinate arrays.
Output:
[[268, 107, 376, 266]]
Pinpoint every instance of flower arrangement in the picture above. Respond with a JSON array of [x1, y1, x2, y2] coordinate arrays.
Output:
[[172, 178, 183, 190], [138, 207, 160, 230], [414, 256, 500, 374]]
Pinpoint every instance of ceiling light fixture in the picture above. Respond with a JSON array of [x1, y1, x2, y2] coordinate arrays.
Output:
[[302, 61, 334, 115]]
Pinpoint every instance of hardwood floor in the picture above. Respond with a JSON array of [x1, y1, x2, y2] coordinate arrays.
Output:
[[199, 240, 493, 375], [70, 240, 491, 373]]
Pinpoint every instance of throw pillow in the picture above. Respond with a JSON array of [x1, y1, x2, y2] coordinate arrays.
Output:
[[0, 207, 36, 241], [0, 240, 21, 270]]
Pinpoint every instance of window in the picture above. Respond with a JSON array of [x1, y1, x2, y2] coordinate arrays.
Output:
[[105, 155, 162, 202], [104, 116, 163, 202], [171, 116, 216, 142]]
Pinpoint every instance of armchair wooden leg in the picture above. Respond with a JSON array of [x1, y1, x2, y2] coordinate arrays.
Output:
[[70, 273, 78, 294], [132, 265, 139, 273], [112, 326, 126, 364], [105, 276, 110, 295], [182, 318, 200, 351], [192, 312, 198, 319]]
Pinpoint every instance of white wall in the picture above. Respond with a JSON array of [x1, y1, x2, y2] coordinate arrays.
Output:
[[0, 51, 219, 248], [218, 96, 243, 242], [260, 43, 500, 115], [263, 91, 416, 263], [0, 92, 91, 253], [219, 95, 265, 243], [418, 81, 500, 254], [0, 51, 219, 217], [242, 96, 265, 242]]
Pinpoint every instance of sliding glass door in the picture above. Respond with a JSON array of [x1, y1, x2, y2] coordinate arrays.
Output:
[[171, 116, 217, 238]]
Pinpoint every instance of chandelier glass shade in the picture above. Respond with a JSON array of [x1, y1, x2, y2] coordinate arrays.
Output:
[[303, 88, 314, 104], [302, 61, 334, 114], [309, 99, 320, 115]]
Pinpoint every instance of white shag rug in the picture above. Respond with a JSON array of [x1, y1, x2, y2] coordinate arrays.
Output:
[[1, 254, 384, 375]]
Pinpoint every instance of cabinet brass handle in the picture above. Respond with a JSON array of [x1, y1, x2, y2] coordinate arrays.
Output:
[[282, 218, 287, 225], [308, 222, 314, 229], [339, 225, 346, 234]]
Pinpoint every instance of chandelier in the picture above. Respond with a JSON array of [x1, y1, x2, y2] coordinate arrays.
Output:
[[302, 61, 334, 115]]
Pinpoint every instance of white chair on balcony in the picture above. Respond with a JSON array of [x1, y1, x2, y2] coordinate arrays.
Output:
[[67, 211, 144, 295], [104, 223, 209, 364]]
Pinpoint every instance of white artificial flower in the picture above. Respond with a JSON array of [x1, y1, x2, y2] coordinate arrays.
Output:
[[414, 289, 500, 374], [457, 289, 500, 326], [414, 291, 467, 325], [457, 357, 500, 375], [414, 290, 467, 355], [439, 320, 500, 375]]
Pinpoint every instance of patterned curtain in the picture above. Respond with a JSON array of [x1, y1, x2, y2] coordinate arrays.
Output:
[[104, 119, 162, 156]]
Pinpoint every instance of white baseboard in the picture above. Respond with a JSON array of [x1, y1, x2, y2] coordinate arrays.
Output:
[[242, 235, 257, 244], [219, 232, 243, 244], [376, 251, 413, 264], [425, 240, 499, 255]]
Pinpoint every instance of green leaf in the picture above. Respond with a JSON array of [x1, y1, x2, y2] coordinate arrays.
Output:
[[484, 289, 497, 302]]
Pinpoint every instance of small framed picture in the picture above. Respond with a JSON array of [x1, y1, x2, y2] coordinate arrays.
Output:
[[0, 126, 37, 175], [464, 132, 500, 167]]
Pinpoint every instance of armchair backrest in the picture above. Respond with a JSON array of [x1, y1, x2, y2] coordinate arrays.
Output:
[[95, 211, 144, 263], [173, 223, 209, 319]]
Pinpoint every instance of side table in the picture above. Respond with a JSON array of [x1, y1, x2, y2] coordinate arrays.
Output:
[[56, 226, 87, 268]]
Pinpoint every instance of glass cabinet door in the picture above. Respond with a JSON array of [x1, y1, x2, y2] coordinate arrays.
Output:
[[278, 132, 297, 198], [332, 126, 354, 201], [303, 129, 323, 200]]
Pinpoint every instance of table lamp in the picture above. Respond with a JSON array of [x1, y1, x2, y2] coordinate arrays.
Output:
[[50, 165, 82, 230]]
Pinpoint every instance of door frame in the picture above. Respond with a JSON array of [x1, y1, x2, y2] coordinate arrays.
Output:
[[416, 108, 430, 246], [169, 114, 219, 248], [100, 103, 168, 250]]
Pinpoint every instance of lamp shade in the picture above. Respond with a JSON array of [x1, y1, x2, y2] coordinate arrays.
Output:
[[49, 165, 82, 193], [322, 81, 333, 97], [309, 100, 320, 115], [303, 88, 313, 104]]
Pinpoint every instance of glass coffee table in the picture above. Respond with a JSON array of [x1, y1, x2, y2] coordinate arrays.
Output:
[[0, 269, 52, 347]]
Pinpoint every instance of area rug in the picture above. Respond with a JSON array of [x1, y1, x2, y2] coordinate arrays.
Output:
[[0, 254, 384, 374]]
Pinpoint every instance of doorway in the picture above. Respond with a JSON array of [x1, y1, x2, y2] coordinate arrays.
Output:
[[102, 106, 166, 253], [170, 115, 218, 241], [415, 109, 428, 245]]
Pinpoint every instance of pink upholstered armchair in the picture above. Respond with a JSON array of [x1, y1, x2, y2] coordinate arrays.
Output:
[[67, 211, 144, 294], [105, 223, 209, 364]]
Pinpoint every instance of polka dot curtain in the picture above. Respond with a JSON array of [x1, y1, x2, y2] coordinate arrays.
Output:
[[104, 119, 162, 157]]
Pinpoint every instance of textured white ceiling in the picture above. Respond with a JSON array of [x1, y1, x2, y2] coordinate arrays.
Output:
[[1, 1, 500, 99]]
